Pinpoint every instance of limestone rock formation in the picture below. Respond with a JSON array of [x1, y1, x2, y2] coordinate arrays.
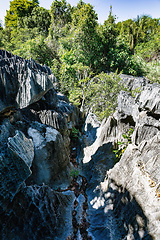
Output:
[[28, 122, 70, 187], [0, 50, 55, 112], [1, 184, 74, 240], [8, 130, 34, 168], [0, 50, 80, 240], [1, 49, 160, 240], [82, 75, 160, 239]]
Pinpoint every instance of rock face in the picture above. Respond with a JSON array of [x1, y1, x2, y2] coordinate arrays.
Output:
[[8, 130, 34, 168], [28, 123, 70, 187], [81, 74, 160, 239], [1, 184, 74, 240], [0, 50, 80, 239], [0, 50, 55, 111], [1, 49, 160, 240]]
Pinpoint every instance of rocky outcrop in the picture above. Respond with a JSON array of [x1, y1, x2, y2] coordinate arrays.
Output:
[[1, 184, 74, 240], [8, 130, 34, 168], [82, 75, 160, 239], [0, 50, 56, 112], [0, 50, 80, 239], [2, 49, 160, 240], [28, 122, 71, 187]]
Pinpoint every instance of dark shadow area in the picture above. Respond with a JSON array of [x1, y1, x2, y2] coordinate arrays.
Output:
[[83, 142, 116, 189], [83, 122, 100, 147], [120, 115, 135, 127], [0, 184, 70, 240], [146, 111, 160, 121], [87, 179, 153, 240]]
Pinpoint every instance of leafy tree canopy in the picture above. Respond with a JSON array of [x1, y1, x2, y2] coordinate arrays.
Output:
[[5, 0, 39, 29]]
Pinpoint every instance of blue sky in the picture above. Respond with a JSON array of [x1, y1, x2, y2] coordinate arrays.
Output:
[[0, 0, 160, 26]]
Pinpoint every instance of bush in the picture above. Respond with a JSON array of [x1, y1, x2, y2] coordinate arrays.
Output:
[[86, 71, 126, 120]]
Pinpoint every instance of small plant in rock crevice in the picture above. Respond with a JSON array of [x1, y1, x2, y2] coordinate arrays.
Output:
[[70, 169, 79, 179], [70, 126, 80, 139], [113, 128, 134, 163], [130, 87, 141, 98]]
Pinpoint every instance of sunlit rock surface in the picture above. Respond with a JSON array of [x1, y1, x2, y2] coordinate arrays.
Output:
[[0, 50, 55, 112], [81, 75, 160, 239]]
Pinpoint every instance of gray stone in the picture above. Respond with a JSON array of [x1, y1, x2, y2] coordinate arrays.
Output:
[[80, 75, 160, 239], [28, 122, 70, 187], [1, 184, 74, 240], [0, 50, 55, 112], [0, 149, 31, 212], [57, 92, 69, 103], [139, 84, 160, 114], [8, 130, 34, 168], [38, 109, 68, 131], [82, 112, 101, 146]]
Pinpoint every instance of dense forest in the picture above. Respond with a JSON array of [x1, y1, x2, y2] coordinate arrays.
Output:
[[0, 0, 160, 120]]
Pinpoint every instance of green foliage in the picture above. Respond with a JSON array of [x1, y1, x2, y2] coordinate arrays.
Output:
[[130, 87, 141, 98], [50, 0, 72, 27], [5, 0, 39, 29], [23, 6, 51, 35], [113, 128, 134, 163], [71, 127, 80, 139], [69, 87, 82, 107], [144, 60, 160, 84], [135, 33, 160, 62], [86, 72, 126, 120], [116, 15, 160, 54], [13, 35, 54, 66], [50, 0, 72, 40], [2, 0, 160, 120], [70, 169, 79, 178]]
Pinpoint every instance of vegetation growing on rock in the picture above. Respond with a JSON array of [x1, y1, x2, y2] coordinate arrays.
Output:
[[1, 0, 160, 118]]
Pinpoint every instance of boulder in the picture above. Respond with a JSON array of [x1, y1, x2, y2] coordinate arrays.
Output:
[[28, 122, 70, 187], [8, 130, 34, 168], [0, 50, 56, 112]]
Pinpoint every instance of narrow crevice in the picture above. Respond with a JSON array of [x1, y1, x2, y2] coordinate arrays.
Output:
[[58, 136, 92, 240]]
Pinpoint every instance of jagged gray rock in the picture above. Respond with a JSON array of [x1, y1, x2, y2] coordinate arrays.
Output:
[[8, 130, 34, 168], [0, 149, 31, 212], [0, 50, 81, 240], [106, 134, 160, 238], [81, 75, 160, 239], [28, 122, 71, 187], [0, 131, 34, 212], [0, 50, 56, 112], [1, 184, 74, 240]]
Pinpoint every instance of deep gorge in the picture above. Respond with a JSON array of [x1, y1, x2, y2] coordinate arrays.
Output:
[[0, 50, 160, 239]]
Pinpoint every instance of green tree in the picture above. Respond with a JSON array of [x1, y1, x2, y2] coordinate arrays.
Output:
[[50, 0, 72, 39], [99, 8, 118, 70], [86, 72, 125, 120], [0, 25, 4, 48], [68, 63, 92, 111], [5, 0, 39, 29], [117, 15, 160, 54], [13, 35, 55, 66], [23, 6, 51, 35], [70, 0, 100, 70]]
